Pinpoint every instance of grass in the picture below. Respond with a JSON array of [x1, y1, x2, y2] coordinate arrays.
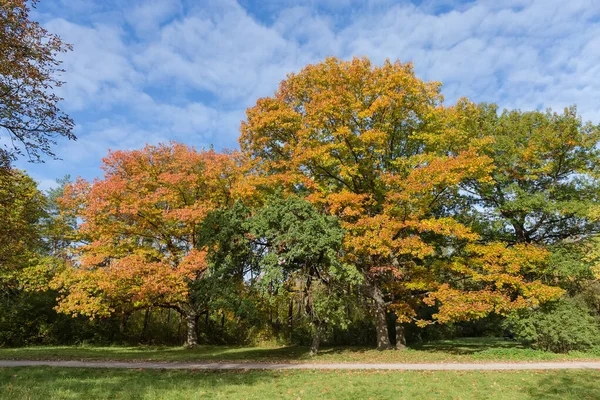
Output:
[[1, 338, 600, 364], [1, 367, 600, 399]]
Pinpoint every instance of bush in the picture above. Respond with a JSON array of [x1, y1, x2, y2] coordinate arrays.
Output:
[[504, 297, 600, 353]]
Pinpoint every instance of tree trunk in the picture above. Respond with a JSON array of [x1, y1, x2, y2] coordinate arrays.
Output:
[[375, 302, 392, 350], [119, 311, 129, 335], [395, 319, 407, 350], [177, 313, 183, 340], [288, 298, 294, 339], [365, 280, 393, 350], [309, 322, 324, 356], [185, 311, 198, 348], [140, 308, 150, 342]]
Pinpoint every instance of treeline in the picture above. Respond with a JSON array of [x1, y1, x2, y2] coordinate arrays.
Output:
[[2, 58, 600, 354]]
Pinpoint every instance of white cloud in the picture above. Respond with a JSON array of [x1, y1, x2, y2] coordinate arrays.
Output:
[[126, 0, 182, 37], [44, 19, 141, 111], [20, 0, 600, 184], [135, 1, 309, 105]]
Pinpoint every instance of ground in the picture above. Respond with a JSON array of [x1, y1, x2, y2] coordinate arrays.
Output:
[[2, 338, 600, 399], [1, 367, 600, 399], [1, 338, 600, 363]]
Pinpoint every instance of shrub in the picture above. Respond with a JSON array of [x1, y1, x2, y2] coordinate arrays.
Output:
[[504, 297, 600, 353]]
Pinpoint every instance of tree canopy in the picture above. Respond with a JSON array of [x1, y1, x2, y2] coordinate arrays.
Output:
[[0, 0, 75, 166], [2, 56, 597, 352], [54, 143, 243, 346], [240, 57, 565, 348]]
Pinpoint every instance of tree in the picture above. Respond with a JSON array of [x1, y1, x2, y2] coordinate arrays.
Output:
[[503, 296, 600, 353], [54, 143, 243, 347], [194, 201, 261, 343], [459, 104, 600, 245], [41, 175, 76, 257], [240, 57, 564, 349], [249, 195, 360, 354], [0, 167, 45, 294], [0, 0, 75, 166], [0, 167, 69, 346]]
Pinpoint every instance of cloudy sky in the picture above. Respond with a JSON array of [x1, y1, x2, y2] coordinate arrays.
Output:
[[16, 0, 600, 189]]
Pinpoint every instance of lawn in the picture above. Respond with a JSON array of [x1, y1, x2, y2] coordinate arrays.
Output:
[[1, 338, 600, 364], [1, 367, 599, 399]]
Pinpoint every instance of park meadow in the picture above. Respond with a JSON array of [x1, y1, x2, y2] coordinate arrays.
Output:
[[2, 1, 600, 399]]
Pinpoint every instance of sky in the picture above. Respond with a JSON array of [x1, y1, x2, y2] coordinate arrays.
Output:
[[14, 0, 600, 190]]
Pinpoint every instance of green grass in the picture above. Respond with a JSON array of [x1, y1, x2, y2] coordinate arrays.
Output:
[[1, 367, 599, 399], [1, 338, 600, 364]]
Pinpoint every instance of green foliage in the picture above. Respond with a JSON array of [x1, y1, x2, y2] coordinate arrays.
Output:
[[0, 289, 124, 347], [247, 195, 364, 352], [504, 297, 600, 353], [0, 168, 46, 292], [461, 105, 600, 245], [249, 196, 360, 321], [40, 175, 76, 256], [249, 195, 359, 289]]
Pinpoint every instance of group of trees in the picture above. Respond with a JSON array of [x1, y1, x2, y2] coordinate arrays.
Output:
[[2, 2, 600, 353]]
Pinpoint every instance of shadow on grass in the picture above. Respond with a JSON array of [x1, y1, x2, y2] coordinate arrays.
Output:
[[3, 367, 600, 400], [0, 344, 372, 362], [525, 371, 600, 399], [411, 337, 525, 355], [0, 337, 528, 362], [0, 367, 271, 400]]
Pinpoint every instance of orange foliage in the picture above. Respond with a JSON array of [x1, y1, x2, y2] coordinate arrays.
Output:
[[240, 57, 563, 325], [53, 142, 243, 317]]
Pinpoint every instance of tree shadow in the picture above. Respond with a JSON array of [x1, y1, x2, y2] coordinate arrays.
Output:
[[0, 337, 527, 361], [524, 370, 600, 399], [0, 367, 273, 399], [410, 337, 524, 355]]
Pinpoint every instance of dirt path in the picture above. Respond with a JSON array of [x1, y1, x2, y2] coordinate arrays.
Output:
[[2, 360, 600, 370]]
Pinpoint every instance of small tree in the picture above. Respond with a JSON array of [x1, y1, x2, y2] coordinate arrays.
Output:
[[0, 167, 46, 294], [504, 297, 600, 353], [250, 195, 361, 354]]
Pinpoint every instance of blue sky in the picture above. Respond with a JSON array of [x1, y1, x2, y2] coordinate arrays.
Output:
[[15, 0, 600, 190]]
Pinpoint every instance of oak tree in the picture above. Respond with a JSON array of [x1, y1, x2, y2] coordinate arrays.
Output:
[[459, 105, 600, 245], [54, 143, 242, 347], [240, 57, 563, 349]]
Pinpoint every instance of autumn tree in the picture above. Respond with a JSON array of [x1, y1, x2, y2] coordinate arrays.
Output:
[[459, 104, 600, 245], [454, 104, 600, 296], [0, 0, 74, 166], [54, 143, 242, 347], [240, 57, 563, 349], [0, 167, 45, 294]]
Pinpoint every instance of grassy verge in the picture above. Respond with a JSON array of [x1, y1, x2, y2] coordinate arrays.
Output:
[[1, 338, 600, 364], [1, 367, 599, 399]]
